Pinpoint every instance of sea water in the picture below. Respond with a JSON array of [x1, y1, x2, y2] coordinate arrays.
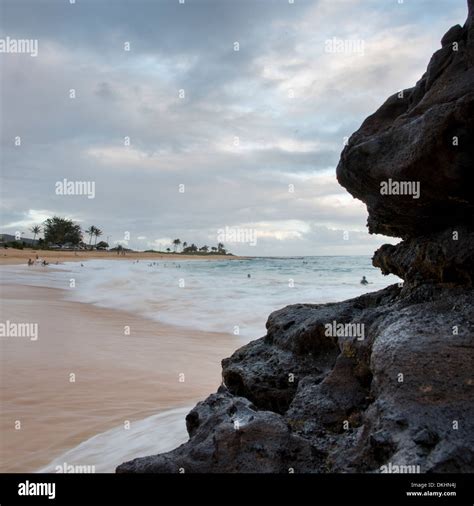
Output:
[[0, 256, 400, 472], [1, 256, 400, 341]]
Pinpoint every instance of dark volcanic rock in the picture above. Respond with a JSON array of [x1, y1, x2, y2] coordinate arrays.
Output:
[[336, 3, 474, 239], [117, 389, 318, 473], [373, 226, 474, 285], [117, 285, 474, 473], [117, 2, 474, 474]]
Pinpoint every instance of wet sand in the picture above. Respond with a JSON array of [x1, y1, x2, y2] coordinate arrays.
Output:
[[0, 284, 239, 472]]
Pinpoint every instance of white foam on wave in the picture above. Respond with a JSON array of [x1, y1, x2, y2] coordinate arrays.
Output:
[[1, 257, 401, 472], [1, 257, 401, 340], [37, 406, 191, 473]]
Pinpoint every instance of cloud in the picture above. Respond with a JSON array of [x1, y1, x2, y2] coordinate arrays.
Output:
[[1, 209, 59, 230], [0, 0, 467, 254]]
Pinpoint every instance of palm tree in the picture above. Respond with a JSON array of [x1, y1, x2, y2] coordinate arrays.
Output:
[[182, 241, 188, 250], [30, 225, 41, 242], [166, 247, 171, 253], [217, 242, 225, 253], [172, 238, 181, 252], [85, 226, 96, 249], [211, 246, 217, 252], [200, 245, 209, 252], [93, 227, 103, 246]]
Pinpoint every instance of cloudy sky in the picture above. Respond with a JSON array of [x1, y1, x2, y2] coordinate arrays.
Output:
[[0, 0, 467, 255]]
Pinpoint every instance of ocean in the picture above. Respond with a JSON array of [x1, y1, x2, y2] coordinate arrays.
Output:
[[1, 256, 401, 341], [1, 256, 401, 472]]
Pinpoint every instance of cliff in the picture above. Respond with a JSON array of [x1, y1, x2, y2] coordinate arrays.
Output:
[[117, 2, 474, 473]]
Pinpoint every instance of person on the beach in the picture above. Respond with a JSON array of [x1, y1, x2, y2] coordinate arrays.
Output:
[[360, 276, 368, 285], [27, 258, 33, 266]]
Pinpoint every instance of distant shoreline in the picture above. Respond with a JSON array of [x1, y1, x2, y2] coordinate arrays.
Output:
[[0, 248, 248, 265]]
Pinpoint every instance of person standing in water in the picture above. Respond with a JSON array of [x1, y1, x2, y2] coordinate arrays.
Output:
[[360, 276, 368, 285]]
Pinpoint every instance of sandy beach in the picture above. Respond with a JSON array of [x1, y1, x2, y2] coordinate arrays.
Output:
[[0, 282, 240, 472], [0, 247, 242, 265]]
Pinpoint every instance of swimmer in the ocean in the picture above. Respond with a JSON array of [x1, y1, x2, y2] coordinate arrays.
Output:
[[360, 276, 368, 285]]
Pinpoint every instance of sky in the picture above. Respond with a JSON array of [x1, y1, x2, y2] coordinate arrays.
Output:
[[0, 0, 468, 255]]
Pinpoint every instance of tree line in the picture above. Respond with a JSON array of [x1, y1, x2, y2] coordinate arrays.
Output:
[[167, 239, 227, 254], [23, 218, 230, 255], [28, 217, 107, 249]]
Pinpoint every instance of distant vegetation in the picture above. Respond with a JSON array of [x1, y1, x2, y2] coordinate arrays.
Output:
[[85, 225, 103, 248], [44, 217, 82, 246], [1, 218, 231, 255], [30, 225, 41, 241], [1, 216, 103, 251], [144, 239, 231, 255]]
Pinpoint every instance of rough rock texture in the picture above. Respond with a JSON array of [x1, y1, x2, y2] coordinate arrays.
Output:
[[117, 3, 474, 474], [336, 0, 474, 239], [118, 284, 474, 473], [373, 226, 474, 286]]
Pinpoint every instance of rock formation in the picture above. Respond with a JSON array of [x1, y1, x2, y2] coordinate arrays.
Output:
[[117, 2, 474, 474], [337, 0, 474, 239]]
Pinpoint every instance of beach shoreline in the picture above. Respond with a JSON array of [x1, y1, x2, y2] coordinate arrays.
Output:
[[0, 282, 240, 472], [0, 248, 247, 266], [0, 255, 398, 473]]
